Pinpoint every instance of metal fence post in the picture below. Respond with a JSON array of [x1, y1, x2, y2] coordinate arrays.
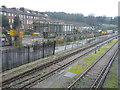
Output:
[[6, 50, 9, 70], [95, 48, 97, 54], [43, 42, 44, 58], [53, 41, 56, 55], [28, 46, 30, 63], [72, 42, 74, 48], [2, 39, 59, 71]]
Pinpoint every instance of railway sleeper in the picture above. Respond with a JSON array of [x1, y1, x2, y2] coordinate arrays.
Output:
[[85, 74, 95, 79], [81, 79, 92, 85], [83, 76, 95, 82], [92, 66, 102, 71], [87, 71, 100, 76], [76, 82, 91, 88], [3, 37, 117, 89], [74, 84, 81, 88], [86, 74, 98, 79]]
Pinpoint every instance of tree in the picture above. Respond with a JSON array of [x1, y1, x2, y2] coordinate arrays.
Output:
[[0, 14, 2, 26], [2, 15, 10, 35], [44, 11, 118, 26], [13, 16, 22, 46], [1, 15, 12, 45], [13, 16, 21, 29], [2, 15, 10, 30], [85, 15, 99, 26]]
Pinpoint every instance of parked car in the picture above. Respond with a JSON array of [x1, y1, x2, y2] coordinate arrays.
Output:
[[1, 35, 11, 47]]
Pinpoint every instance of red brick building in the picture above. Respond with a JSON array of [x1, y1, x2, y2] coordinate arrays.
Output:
[[0, 5, 49, 31]]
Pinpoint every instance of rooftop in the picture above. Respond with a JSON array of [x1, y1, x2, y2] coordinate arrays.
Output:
[[0, 5, 48, 18]]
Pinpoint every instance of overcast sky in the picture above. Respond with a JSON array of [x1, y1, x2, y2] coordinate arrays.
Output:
[[1, 0, 119, 17]]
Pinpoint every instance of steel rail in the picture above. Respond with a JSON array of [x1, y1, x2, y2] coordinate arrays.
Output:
[[15, 43, 97, 89], [67, 40, 118, 89], [90, 45, 119, 89], [17, 38, 118, 89], [1, 36, 116, 89]]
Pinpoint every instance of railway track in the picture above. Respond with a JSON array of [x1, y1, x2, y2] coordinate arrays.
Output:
[[67, 40, 119, 89], [1, 36, 117, 89]]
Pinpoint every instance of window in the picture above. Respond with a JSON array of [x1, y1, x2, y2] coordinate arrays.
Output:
[[0, 12, 2, 15], [21, 15, 23, 18], [22, 25, 24, 29], [9, 19, 11, 23], [10, 25, 12, 28], [4, 12, 6, 15], [24, 15, 25, 18], [9, 13, 11, 16], [23, 21, 24, 24], [27, 20, 28, 24], [12, 19, 14, 23]]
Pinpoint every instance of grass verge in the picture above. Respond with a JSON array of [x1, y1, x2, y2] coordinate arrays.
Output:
[[102, 56, 118, 88], [68, 39, 118, 74]]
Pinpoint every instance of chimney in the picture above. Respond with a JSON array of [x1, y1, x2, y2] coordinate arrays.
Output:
[[20, 7, 25, 12], [11, 7, 16, 10], [35, 11, 38, 14], [28, 10, 32, 13], [1, 5, 7, 8]]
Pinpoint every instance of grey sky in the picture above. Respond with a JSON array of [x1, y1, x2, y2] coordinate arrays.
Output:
[[1, 0, 119, 17]]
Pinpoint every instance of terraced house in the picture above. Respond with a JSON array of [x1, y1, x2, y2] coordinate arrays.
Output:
[[0, 6, 96, 39], [0, 5, 49, 31]]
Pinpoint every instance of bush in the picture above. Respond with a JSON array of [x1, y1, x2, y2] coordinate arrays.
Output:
[[24, 30, 31, 35]]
